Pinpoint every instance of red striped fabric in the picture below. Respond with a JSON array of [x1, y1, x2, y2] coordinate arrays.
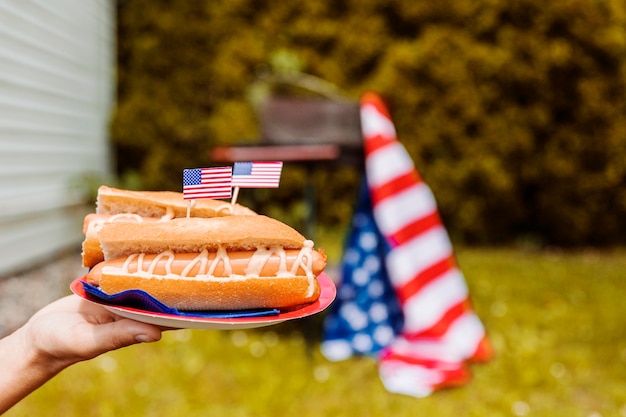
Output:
[[403, 299, 471, 339], [360, 91, 492, 397], [394, 254, 457, 304], [370, 171, 424, 205]]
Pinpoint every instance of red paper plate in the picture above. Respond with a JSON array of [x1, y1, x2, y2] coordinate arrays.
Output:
[[70, 273, 336, 330]]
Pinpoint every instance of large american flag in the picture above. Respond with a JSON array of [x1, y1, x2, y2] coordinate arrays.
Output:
[[322, 92, 492, 398], [232, 161, 283, 188], [183, 167, 232, 200]]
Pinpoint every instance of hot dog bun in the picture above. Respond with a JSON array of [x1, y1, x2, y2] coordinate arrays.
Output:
[[96, 185, 256, 218], [96, 273, 319, 311], [95, 216, 307, 261], [83, 216, 326, 310]]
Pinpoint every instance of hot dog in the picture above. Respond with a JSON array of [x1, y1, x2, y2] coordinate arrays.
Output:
[[81, 186, 256, 268], [83, 216, 327, 310]]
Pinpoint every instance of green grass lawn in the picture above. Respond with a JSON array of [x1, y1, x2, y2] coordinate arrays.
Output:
[[6, 247, 626, 417]]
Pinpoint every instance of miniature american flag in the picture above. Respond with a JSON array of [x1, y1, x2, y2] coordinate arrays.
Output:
[[232, 161, 283, 188], [183, 167, 232, 200]]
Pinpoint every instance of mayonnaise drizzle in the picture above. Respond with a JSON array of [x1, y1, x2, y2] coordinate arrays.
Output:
[[119, 252, 173, 277], [291, 240, 316, 296], [215, 204, 233, 215], [89, 213, 144, 235], [208, 247, 233, 276], [160, 207, 175, 221], [246, 246, 288, 277], [109, 213, 144, 222], [146, 251, 175, 274], [107, 240, 318, 296], [176, 247, 233, 277], [180, 249, 209, 277]]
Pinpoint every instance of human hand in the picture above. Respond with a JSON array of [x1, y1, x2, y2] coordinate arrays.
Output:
[[19, 294, 163, 371], [0, 294, 164, 413]]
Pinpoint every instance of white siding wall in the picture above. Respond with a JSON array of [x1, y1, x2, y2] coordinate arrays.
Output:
[[0, 0, 114, 276]]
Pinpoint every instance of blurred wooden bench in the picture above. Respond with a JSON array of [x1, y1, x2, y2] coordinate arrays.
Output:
[[210, 96, 363, 165], [209, 96, 364, 236]]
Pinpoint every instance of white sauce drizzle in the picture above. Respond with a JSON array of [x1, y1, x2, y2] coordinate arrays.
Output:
[[245, 246, 288, 277], [109, 213, 144, 222], [291, 240, 316, 296], [146, 251, 175, 275], [207, 247, 233, 276], [215, 204, 233, 215], [89, 213, 144, 235], [159, 206, 175, 221], [180, 249, 209, 277]]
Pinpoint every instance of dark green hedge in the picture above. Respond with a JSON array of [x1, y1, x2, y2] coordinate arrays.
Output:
[[112, 0, 626, 247]]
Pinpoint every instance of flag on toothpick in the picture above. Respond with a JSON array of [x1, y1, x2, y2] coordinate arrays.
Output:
[[232, 161, 283, 188], [183, 167, 232, 200]]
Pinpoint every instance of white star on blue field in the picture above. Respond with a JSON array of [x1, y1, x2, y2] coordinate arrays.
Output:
[[322, 181, 404, 361]]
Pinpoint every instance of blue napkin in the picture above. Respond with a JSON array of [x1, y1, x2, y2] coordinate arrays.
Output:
[[80, 281, 280, 318]]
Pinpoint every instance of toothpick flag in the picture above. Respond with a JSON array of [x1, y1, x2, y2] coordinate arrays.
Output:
[[232, 161, 283, 188], [230, 161, 283, 205], [322, 92, 492, 398], [183, 167, 232, 200]]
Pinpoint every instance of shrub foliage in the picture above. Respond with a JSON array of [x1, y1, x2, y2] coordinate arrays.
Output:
[[113, 0, 626, 246]]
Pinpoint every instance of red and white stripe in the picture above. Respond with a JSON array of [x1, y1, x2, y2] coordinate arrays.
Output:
[[360, 92, 491, 397]]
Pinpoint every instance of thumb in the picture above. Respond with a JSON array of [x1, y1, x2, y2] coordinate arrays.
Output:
[[90, 319, 162, 354]]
